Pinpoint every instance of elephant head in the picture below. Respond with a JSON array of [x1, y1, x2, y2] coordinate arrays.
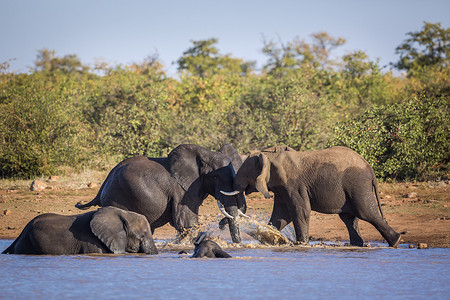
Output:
[[90, 207, 158, 254], [168, 144, 247, 243], [232, 146, 293, 199], [233, 153, 272, 199]]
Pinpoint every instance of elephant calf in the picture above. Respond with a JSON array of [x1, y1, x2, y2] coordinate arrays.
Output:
[[191, 232, 231, 258], [2, 207, 158, 255]]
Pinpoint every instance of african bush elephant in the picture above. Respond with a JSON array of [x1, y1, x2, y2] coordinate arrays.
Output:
[[232, 146, 402, 247], [191, 232, 231, 258], [76, 144, 247, 243], [2, 207, 158, 255]]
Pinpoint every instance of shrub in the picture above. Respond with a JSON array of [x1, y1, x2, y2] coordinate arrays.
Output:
[[329, 96, 449, 180], [0, 73, 88, 178]]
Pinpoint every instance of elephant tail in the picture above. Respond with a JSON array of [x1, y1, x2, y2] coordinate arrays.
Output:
[[372, 173, 385, 220], [75, 194, 100, 210]]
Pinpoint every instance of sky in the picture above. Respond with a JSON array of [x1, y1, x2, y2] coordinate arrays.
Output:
[[1, 0, 449, 76]]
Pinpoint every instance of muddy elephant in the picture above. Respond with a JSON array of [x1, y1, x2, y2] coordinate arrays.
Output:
[[231, 146, 402, 247], [2, 207, 158, 255], [191, 232, 231, 258], [76, 144, 247, 243]]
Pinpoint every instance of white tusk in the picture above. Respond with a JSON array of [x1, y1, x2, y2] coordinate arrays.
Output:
[[238, 210, 251, 219], [217, 200, 234, 219], [220, 190, 240, 196]]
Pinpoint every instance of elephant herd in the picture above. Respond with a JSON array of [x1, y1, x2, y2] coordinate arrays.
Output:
[[2, 144, 402, 256]]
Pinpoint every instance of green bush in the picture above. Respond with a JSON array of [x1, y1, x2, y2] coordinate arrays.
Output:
[[1, 29, 448, 180], [0, 73, 89, 178], [239, 74, 336, 151], [329, 96, 449, 180], [85, 67, 173, 159]]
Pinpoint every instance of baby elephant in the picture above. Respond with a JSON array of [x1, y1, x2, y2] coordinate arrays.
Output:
[[191, 232, 231, 258], [2, 207, 158, 255]]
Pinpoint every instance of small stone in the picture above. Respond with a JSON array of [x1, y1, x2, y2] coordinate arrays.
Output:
[[409, 244, 415, 248], [30, 180, 47, 191], [87, 182, 98, 188], [48, 175, 59, 182], [3, 209, 11, 215], [417, 243, 428, 249], [405, 192, 418, 198]]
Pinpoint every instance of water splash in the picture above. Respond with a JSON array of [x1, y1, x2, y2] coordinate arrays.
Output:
[[238, 217, 293, 246], [159, 214, 295, 247]]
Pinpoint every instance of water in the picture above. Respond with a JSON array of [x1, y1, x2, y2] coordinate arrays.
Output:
[[1, 239, 449, 299]]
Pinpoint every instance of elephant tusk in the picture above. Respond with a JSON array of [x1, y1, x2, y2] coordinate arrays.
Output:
[[220, 190, 241, 196], [238, 210, 251, 219], [217, 200, 234, 219]]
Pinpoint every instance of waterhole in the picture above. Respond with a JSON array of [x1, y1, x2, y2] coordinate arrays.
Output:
[[1, 217, 448, 298]]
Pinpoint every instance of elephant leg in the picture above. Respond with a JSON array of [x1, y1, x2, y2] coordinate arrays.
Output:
[[364, 217, 401, 247], [287, 189, 311, 244], [350, 186, 401, 247], [268, 195, 291, 231], [339, 213, 364, 246]]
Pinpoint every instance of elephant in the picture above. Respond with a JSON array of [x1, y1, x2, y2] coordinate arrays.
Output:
[[76, 144, 247, 243], [191, 232, 231, 258], [231, 146, 402, 247], [2, 207, 158, 255]]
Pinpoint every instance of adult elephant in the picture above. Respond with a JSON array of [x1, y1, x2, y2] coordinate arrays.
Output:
[[2, 207, 158, 255], [231, 146, 402, 247], [76, 144, 247, 243]]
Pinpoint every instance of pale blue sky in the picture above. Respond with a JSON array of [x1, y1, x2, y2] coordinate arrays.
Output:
[[1, 0, 449, 76]]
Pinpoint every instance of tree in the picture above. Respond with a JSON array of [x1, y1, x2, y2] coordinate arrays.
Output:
[[262, 32, 346, 77], [393, 22, 449, 76], [176, 38, 255, 77], [34, 49, 89, 74]]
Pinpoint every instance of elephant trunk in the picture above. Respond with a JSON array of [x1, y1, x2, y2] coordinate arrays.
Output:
[[139, 238, 158, 255], [225, 205, 241, 244]]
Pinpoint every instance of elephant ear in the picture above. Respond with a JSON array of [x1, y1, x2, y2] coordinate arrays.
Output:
[[218, 144, 243, 173], [168, 144, 202, 192], [255, 153, 271, 198], [90, 207, 128, 254]]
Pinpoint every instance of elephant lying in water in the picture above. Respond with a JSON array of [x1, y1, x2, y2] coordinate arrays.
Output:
[[191, 232, 231, 258], [2, 207, 158, 255], [76, 144, 247, 243], [231, 146, 402, 247]]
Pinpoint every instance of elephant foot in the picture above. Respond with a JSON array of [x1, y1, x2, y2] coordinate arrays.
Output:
[[349, 238, 364, 247], [294, 241, 309, 246], [389, 233, 402, 248]]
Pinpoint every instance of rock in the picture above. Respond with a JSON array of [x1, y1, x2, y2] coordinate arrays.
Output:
[[87, 182, 98, 188], [30, 180, 47, 191], [3, 209, 11, 215], [47, 175, 59, 182], [417, 243, 428, 249], [405, 192, 418, 198], [409, 244, 415, 248]]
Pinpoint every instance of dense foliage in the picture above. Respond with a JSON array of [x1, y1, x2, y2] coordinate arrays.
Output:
[[1, 23, 448, 180]]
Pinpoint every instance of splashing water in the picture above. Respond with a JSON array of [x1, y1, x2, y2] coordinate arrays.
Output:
[[159, 214, 295, 247], [238, 217, 294, 246]]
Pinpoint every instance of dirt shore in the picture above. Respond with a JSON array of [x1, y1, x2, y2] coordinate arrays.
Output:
[[1, 172, 449, 248]]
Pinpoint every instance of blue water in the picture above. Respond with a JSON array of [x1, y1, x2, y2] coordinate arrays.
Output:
[[1, 239, 449, 299]]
